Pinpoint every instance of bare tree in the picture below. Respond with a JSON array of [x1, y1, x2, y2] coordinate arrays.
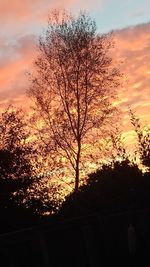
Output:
[[28, 10, 121, 192]]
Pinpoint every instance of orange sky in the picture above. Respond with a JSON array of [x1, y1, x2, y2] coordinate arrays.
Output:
[[1, 22, 150, 120], [115, 23, 150, 126], [0, 1, 150, 146]]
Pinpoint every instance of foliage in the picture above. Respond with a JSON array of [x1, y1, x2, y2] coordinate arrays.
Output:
[[0, 106, 34, 179], [0, 106, 64, 218], [59, 159, 150, 218], [110, 128, 128, 160], [28, 10, 121, 191], [0, 106, 35, 209], [130, 109, 150, 169], [23, 174, 63, 215]]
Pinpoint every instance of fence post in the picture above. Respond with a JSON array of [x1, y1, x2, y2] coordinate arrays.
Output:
[[83, 224, 101, 267], [37, 231, 51, 267]]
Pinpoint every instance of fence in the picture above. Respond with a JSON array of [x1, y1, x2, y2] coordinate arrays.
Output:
[[0, 208, 150, 266]]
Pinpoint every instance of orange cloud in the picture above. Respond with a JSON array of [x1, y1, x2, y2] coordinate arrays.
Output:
[[113, 22, 150, 125], [0, 34, 37, 109], [0, 20, 150, 134]]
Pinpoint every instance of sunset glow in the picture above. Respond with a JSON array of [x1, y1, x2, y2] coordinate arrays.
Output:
[[0, 0, 150, 157], [0, 0, 150, 231]]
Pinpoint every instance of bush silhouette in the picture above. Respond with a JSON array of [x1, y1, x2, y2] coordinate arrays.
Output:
[[60, 159, 150, 218]]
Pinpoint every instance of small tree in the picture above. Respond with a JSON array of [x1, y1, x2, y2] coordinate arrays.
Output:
[[28, 10, 121, 192], [0, 106, 34, 180], [109, 128, 127, 161], [130, 109, 150, 169], [0, 106, 35, 208]]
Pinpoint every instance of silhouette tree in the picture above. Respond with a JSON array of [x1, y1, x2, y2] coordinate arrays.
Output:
[[59, 159, 146, 218], [28, 10, 121, 192], [24, 174, 63, 215], [0, 106, 35, 208], [130, 109, 150, 169], [109, 128, 128, 161]]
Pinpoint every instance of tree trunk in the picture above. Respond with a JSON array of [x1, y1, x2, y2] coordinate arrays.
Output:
[[75, 161, 79, 192], [75, 144, 81, 192]]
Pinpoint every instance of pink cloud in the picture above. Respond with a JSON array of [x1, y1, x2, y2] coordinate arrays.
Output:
[[0, 0, 104, 44], [0, 34, 37, 108], [0, 17, 150, 134], [113, 23, 150, 121], [0, 0, 103, 21]]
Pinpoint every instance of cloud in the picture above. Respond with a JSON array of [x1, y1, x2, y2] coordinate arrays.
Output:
[[0, 34, 37, 108], [0, 0, 104, 48], [0, 0, 103, 108], [0, 0, 52, 21], [112, 22, 150, 124], [0, 12, 150, 133], [0, 0, 103, 23]]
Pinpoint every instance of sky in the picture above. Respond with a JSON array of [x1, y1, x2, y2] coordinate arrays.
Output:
[[0, 0, 150, 136]]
